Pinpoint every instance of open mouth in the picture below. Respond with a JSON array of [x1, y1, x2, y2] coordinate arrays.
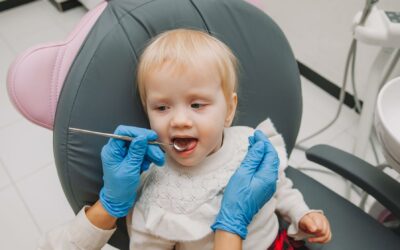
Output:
[[172, 137, 198, 152]]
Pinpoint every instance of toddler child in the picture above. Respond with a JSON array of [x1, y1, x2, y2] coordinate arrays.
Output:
[[127, 29, 331, 249]]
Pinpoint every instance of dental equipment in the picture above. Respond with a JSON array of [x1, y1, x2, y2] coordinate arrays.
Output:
[[375, 77, 400, 173], [295, 0, 381, 150], [364, 77, 400, 228], [296, 0, 400, 160], [69, 127, 187, 151], [295, 0, 400, 202], [352, 3, 400, 159], [352, 1, 400, 218]]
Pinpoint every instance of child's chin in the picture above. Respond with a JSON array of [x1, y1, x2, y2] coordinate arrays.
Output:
[[176, 160, 197, 168], [173, 157, 201, 168]]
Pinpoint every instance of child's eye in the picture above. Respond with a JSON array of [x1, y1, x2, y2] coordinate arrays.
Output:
[[156, 106, 168, 111], [191, 103, 204, 109]]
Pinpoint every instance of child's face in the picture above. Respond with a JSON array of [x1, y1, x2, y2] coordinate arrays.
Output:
[[144, 63, 237, 167]]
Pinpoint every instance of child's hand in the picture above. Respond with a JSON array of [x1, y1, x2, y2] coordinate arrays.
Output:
[[299, 212, 331, 244]]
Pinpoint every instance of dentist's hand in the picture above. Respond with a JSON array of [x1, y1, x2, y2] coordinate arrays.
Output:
[[99, 125, 165, 218], [211, 130, 279, 239]]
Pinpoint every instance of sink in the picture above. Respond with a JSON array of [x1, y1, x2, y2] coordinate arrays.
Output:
[[375, 77, 400, 173]]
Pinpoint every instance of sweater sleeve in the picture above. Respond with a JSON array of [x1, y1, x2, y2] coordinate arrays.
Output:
[[37, 206, 116, 250], [256, 119, 322, 239]]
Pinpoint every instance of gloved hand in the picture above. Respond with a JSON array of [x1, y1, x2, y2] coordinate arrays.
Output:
[[211, 130, 279, 239], [99, 125, 165, 218]]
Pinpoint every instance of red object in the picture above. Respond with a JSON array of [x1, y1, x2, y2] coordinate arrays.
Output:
[[268, 229, 308, 250]]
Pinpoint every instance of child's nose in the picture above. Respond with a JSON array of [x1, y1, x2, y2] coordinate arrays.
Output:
[[170, 110, 193, 128]]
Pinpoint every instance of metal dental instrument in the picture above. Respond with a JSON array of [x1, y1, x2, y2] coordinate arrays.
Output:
[[69, 127, 187, 151]]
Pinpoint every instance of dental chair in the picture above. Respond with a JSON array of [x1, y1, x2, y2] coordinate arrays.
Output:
[[6, 0, 400, 249]]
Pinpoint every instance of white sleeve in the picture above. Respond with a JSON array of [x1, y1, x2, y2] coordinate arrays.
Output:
[[37, 206, 116, 250], [274, 170, 323, 239], [129, 226, 176, 250], [256, 119, 322, 239]]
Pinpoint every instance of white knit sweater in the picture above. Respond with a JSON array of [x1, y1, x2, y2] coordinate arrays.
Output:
[[128, 119, 318, 250]]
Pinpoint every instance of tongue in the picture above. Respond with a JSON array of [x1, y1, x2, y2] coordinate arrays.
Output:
[[174, 138, 197, 151]]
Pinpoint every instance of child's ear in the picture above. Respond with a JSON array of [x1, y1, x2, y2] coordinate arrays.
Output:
[[224, 93, 238, 127]]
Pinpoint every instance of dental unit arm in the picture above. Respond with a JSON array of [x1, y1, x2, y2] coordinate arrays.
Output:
[[353, 0, 400, 47]]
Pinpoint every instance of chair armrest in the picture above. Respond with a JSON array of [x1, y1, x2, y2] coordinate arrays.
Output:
[[306, 144, 400, 219]]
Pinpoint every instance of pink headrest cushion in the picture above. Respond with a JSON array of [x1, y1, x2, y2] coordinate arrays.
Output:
[[6, 1, 107, 129], [6, 0, 264, 130]]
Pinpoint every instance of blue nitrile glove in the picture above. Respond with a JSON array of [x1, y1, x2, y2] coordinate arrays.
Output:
[[99, 125, 165, 218], [211, 130, 279, 239]]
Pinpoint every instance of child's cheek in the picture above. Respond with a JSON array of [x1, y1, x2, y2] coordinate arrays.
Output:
[[150, 117, 169, 142]]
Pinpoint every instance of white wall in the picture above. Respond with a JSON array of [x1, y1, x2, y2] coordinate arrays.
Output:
[[262, 0, 400, 99]]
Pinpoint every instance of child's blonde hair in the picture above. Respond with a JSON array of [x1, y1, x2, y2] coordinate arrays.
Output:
[[137, 29, 238, 108]]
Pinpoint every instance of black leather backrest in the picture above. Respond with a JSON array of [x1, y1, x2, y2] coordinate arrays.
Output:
[[53, 0, 302, 248]]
